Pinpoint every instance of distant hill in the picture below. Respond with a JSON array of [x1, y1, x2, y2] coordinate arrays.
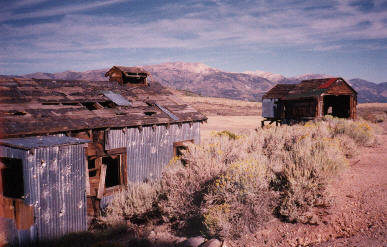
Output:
[[8, 62, 387, 103]]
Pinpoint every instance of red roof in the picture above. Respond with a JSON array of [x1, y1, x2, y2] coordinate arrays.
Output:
[[319, 77, 338, 89]]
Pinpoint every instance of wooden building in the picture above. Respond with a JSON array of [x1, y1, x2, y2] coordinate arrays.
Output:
[[0, 67, 207, 245], [262, 78, 357, 126], [105, 66, 149, 86]]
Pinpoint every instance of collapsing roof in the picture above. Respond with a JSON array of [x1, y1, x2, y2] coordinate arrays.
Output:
[[0, 76, 207, 138], [262, 78, 357, 100], [105, 66, 150, 77]]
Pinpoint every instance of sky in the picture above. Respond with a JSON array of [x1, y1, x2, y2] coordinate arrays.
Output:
[[0, 0, 386, 82]]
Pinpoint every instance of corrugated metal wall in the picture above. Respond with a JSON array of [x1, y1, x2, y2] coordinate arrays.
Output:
[[105, 122, 200, 183], [31, 144, 87, 241], [0, 146, 36, 246], [0, 143, 87, 244]]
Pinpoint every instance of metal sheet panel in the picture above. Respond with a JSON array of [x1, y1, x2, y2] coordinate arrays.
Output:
[[0, 141, 87, 244], [0, 136, 89, 150], [155, 103, 179, 121], [32, 144, 87, 241], [105, 122, 200, 183], [103, 91, 131, 106], [262, 99, 276, 118]]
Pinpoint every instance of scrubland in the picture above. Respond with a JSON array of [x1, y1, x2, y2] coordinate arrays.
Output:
[[50, 98, 386, 246], [98, 117, 379, 243]]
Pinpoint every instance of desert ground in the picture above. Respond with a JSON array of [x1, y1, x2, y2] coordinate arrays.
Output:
[[50, 97, 387, 247], [186, 97, 387, 247]]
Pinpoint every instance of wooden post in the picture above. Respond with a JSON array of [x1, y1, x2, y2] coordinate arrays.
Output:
[[316, 96, 323, 117], [97, 164, 107, 199]]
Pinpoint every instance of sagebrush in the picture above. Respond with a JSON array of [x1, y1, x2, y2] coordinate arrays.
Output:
[[101, 117, 377, 240]]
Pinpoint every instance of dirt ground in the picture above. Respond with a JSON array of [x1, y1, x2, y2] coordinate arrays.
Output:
[[141, 118, 386, 247], [200, 115, 263, 142], [223, 120, 387, 247], [97, 99, 387, 246], [196, 102, 387, 246]]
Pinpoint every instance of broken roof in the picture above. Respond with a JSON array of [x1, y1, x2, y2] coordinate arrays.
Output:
[[0, 77, 207, 138], [262, 78, 356, 100], [262, 84, 297, 99], [105, 66, 149, 77]]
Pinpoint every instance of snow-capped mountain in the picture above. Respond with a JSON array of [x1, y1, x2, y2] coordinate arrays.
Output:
[[18, 62, 387, 102]]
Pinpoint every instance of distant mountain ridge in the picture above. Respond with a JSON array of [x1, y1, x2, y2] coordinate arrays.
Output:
[[16, 62, 387, 103]]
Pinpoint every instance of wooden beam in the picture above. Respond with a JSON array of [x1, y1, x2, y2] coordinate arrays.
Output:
[[85, 147, 90, 196], [97, 164, 107, 199]]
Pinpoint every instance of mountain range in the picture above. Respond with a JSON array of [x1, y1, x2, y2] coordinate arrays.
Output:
[[14, 62, 387, 103]]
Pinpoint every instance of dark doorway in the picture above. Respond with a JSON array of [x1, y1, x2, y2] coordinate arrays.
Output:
[[103, 156, 121, 188], [0, 158, 24, 199], [323, 95, 350, 118]]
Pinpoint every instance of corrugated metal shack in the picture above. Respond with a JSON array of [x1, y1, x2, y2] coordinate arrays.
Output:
[[0, 66, 207, 245], [261, 78, 357, 126]]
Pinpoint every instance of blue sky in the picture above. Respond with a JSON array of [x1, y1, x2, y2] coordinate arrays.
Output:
[[0, 0, 386, 82]]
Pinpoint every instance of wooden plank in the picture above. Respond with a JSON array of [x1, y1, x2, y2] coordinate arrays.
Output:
[[85, 147, 90, 196], [121, 154, 128, 186], [0, 196, 14, 219], [14, 199, 34, 230], [97, 164, 107, 199]]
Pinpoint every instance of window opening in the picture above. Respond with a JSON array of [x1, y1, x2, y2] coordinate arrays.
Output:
[[173, 140, 193, 165], [103, 156, 121, 188], [0, 158, 24, 199]]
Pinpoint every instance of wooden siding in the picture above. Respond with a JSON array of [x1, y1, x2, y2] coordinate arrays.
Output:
[[326, 80, 355, 95]]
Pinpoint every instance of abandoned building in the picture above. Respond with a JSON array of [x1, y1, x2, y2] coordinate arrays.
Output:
[[262, 77, 357, 126], [0, 67, 207, 245]]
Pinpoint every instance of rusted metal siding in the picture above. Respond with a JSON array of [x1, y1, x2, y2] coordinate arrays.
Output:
[[105, 122, 200, 182], [0, 146, 36, 246], [0, 142, 87, 244], [31, 144, 87, 241]]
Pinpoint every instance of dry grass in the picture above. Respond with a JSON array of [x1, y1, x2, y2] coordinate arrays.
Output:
[[179, 95, 261, 116], [357, 103, 387, 123], [201, 115, 262, 142], [101, 117, 378, 240], [99, 182, 160, 226], [99, 92, 382, 241]]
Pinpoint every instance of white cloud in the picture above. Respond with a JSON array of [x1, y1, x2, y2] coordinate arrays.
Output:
[[0, 0, 127, 22], [1, 0, 387, 75]]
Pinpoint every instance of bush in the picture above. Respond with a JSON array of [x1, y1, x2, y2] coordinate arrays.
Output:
[[323, 116, 377, 146], [202, 159, 276, 239], [99, 119, 377, 239], [100, 182, 160, 226], [274, 136, 348, 223]]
